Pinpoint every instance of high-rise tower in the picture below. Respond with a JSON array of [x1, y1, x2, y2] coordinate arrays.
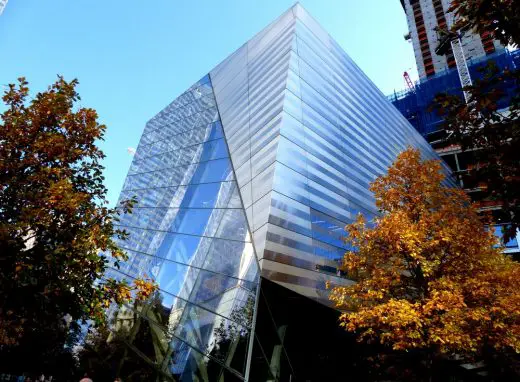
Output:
[[109, 4, 451, 380], [400, 0, 504, 79]]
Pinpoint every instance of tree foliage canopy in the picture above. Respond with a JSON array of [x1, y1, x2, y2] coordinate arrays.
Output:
[[433, 0, 520, 241], [448, 0, 520, 47], [330, 148, 520, 358], [433, 63, 519, 240], [0, 77, 155, 349]]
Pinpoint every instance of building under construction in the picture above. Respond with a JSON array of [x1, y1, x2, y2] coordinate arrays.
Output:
[[389, 49, 520, 137], [391, 0, 520, 254], [399, 0, 505, 80]]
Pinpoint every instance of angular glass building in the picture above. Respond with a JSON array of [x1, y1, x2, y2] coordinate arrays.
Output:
[[108, 4, 448, 381]]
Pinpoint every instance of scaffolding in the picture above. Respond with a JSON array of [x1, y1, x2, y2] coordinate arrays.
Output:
[[389, 49, 520, 137]]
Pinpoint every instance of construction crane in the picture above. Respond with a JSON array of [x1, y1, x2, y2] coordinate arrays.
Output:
[[435, 13, 473, 103], [403, 71, 415, 92]]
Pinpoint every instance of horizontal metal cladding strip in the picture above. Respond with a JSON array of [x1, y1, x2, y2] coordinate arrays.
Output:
[[266, 197, 350, 242], [268, 161, 373, 225], [267, 211, 312, 238], [249, 6, 295, 50], [259, 249, 344, 275], [215, 28, 294, 108], [265, 215, 349, 254], [228, 122, 280, 174], [248, 42, 294, 88], [260, 269, 329, 291], [250, 113, 283, 157], [249, 137, 280, 179], [248, 43, 293, 93], [210, 16, 295, 92], [261, 223, 345, 261], [238, 80, 287, 135], [284, 102, 384, 188], [296, 19, 391, 118], [248, 30, 295, 77], [294, 20, 432, 159], [293, 60, 396, 167], [210, 44, 245, 86], [214, 79, 248, 117], [296, 81, 390, 176], [222, 85, 285, 144], [247, 100, 285, 144], [298, 61, 404, 158], [279, 112, 377, 193]]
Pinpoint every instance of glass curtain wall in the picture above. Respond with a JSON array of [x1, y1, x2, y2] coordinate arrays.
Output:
[[108, 75, 259, 381]]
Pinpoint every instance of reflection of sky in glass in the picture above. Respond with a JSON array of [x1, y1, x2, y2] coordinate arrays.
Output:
[[493, 225, 519, 249], [112, 73, 259, 379]]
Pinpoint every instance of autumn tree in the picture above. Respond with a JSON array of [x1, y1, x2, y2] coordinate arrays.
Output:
[[432, 0, 520, 241], [330, 148, 520, 378], [448, 0, 520, 47], [0, 77, 155, 372]]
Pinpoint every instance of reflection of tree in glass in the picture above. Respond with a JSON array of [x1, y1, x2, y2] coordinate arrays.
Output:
[[78, 292, 176, 382], [209, 293, 255, 375], [173, 294, 255, 382], [214, 293, 254, 343]]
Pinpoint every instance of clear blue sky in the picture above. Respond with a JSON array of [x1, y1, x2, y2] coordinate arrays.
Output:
[[0, 0, 418, 206]]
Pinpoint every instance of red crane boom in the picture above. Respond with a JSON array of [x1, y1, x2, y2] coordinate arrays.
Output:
[[403, 71, 415, 91]]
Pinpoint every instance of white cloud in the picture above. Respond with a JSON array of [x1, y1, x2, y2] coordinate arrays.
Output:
[[127, 147, 136, 156]]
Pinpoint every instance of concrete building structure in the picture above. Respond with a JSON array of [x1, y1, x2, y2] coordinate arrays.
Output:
[[393, 1, 520, 254], [400, 0, 504, 80]]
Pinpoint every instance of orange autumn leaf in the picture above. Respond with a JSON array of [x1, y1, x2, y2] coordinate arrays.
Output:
[[0, 77, 141, 345], [330, 148, 520, 358]]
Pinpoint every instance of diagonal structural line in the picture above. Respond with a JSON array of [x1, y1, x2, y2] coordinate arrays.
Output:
[[118, 245, 258, 285], [105, 268, 255, 331], [117, 300, 247, 381]]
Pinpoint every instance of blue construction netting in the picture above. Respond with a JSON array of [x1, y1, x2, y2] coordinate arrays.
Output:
[[389, 49, 519, 137]]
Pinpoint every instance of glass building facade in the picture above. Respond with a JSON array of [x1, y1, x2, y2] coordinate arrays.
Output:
[[109, 4, 451, 381]]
